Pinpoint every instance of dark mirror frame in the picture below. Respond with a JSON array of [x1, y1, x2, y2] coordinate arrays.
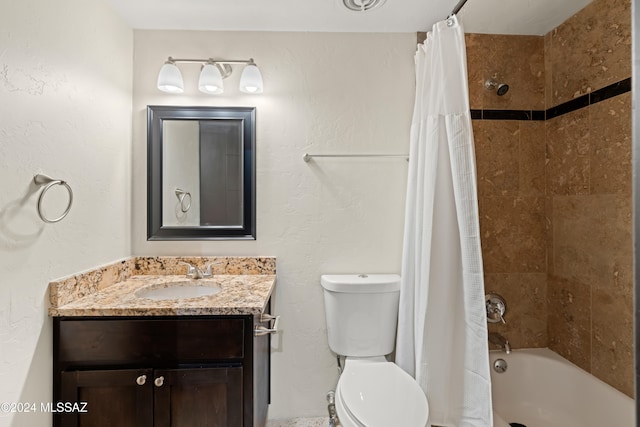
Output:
[[147, 105, 256, 240]]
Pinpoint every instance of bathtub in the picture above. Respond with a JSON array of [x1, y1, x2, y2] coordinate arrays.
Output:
[[489, 348, 634, 427]]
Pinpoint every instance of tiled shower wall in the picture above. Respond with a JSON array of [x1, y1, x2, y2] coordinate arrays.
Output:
[[464, 0, 632, 396], [468, 34, 548, 349], [544, 0, 632, 397]]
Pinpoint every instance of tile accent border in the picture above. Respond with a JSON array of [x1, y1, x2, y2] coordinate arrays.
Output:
[[471, 77, 631, 121]]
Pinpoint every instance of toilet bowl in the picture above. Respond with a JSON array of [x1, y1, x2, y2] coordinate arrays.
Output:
[[321, 274, 429, 427], [335, 357, 429, 427]]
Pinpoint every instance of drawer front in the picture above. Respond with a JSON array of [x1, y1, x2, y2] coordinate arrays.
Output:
[[57, 317, 246, 366]]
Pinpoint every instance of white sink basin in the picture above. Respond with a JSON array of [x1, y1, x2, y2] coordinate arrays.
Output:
[[134, 281, 221, 301]]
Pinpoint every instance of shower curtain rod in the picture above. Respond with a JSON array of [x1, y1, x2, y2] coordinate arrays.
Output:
[[448, 0, 469, 17]]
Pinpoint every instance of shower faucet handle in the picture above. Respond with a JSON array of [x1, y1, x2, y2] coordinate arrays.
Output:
[[485, 293, 507, 324]]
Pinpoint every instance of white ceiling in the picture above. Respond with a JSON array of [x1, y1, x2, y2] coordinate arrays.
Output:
[[458, 0, 593, 35], [105, 0, 593, 36]]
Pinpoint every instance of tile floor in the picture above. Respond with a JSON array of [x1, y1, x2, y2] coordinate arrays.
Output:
[[267, 417, 329, 427]]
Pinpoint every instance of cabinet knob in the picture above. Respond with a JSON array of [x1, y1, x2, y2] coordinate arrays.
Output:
[[136, 375, 147, 386], [154, 376, 165, 387]]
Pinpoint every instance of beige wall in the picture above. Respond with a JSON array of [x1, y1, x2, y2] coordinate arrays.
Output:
[[0, 0, 133, 425], [467, 0, 632, 396], [132, 30, 416, 418]]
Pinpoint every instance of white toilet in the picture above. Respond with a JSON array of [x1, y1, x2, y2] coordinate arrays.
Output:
[[321, 274, 429, 427]]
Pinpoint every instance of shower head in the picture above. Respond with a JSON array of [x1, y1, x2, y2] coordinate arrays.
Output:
[[485, 78, 509, 96]]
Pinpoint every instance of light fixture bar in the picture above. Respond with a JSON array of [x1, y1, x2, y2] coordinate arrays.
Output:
[[168, 57, 255, 65], [158, 57, 262, 94]]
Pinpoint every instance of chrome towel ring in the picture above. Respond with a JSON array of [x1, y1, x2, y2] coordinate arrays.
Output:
[[33, 174, 73, 223], [175, 188, 192, 213]]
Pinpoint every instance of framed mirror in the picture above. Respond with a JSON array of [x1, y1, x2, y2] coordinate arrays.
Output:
[[147, 105, 256, 240]]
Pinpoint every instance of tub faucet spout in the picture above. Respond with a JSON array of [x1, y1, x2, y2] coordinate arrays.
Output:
[[488, 332, 511, 354]]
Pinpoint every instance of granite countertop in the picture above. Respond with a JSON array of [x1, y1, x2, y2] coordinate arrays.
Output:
[[50, 274, 276, 317], [48, 256, 277, 317]]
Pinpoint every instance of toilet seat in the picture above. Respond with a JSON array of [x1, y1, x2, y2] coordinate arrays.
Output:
[[336, 357, 429, 427]]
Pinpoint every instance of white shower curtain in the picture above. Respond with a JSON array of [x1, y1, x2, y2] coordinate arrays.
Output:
[[396, 16, 493, 427]]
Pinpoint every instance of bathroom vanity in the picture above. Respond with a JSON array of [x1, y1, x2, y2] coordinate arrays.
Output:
[[53, 314, 270, 426], [48, 257, 277, 427]]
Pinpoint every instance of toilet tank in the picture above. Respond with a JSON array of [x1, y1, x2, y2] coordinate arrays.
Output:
[[321, 274, 401, 357]]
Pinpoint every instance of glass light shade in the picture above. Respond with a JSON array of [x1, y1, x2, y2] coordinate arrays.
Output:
[[239, 64, 263, 94], [198, 64, 224, 94], [157, 62, 184, 93]]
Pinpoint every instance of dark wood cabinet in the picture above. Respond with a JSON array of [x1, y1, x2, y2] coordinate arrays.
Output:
[[154, 367, 243, 427], [59, 368, 153, 427], [53, 314, 270, 427]]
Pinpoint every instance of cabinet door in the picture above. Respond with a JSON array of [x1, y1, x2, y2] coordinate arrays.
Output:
[[58, 369, 153, 427], [153, 367, 243, 427]]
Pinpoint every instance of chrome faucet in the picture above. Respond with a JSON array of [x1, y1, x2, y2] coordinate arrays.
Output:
[[488, 332, 512, 354], [179, 262, 213, 279], [486, 293, 507, 324]]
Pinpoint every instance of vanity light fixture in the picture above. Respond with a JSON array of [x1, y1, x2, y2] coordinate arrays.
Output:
[[239, 60, 263, 94], [198, 62, 224, 94], [157, 56, 263, 94], [157, 60, 184, 93]]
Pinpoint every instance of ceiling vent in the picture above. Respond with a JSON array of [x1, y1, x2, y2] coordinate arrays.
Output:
[[342, 0, 387, 12]]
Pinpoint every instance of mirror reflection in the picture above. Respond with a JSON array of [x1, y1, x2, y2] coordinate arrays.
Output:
[[162, 120, 243, 227]]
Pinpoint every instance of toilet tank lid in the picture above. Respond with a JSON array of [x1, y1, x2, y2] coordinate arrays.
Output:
[[320, 274, 401, 293]]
